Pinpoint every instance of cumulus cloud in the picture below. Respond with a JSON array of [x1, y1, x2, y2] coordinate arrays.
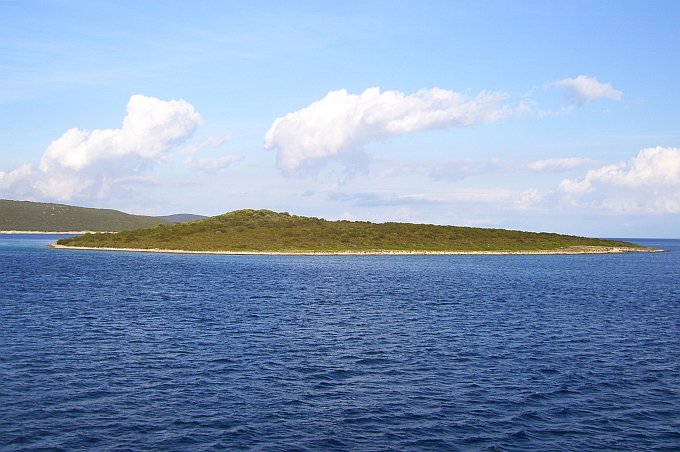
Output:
[[264, 87, 518, 173], [0, 94, 203, 201], [41, 94, 202, 172], [529, 157, 597, 172], [559, 146, 680, 213], [0, 164, 35, 199], [0, 164, 33, 189], [552, 75, 623, 105]]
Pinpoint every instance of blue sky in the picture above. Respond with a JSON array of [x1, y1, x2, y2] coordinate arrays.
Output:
[[1, 0, 679, 237]]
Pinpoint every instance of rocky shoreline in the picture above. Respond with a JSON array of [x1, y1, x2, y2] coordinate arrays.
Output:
[[1, 230, 100, 234], [49, 244, 664, 255]]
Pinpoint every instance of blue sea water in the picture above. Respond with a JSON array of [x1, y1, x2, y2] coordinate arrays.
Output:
[[1, 235, 679, 451]]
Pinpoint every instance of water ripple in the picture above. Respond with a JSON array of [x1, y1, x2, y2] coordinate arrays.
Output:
[[0, 237, 679, 450]]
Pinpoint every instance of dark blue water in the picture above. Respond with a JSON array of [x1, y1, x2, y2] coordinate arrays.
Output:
[[1, 235, 679, 451]]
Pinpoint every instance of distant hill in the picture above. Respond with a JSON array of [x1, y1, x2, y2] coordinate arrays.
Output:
[[0, 199, 170, 232], [56, 209, 645, 253], [156, 213, 208, 224]]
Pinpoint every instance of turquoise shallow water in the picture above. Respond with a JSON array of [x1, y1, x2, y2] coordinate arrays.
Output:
[[1, 235, 679, 451]]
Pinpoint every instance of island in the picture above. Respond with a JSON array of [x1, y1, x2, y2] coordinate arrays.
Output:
[[51, 209, 657, 255]]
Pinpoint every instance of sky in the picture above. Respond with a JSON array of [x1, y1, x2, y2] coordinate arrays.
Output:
[[1, 0, 679, 238]]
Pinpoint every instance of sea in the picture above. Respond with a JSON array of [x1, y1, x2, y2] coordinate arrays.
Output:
[[1, 235, 679, 451]]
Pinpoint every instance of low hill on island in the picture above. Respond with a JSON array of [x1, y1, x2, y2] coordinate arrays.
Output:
[[55, 209, 646, 253], [0, 199, 171, 232]]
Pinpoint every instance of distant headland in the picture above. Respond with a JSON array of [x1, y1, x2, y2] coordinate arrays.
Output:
[[53, 209, 659, 255], [0, 199, 206, 233]]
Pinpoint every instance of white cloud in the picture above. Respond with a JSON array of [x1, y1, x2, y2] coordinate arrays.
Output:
[[0, 164, 33, 190], [264, 87, 518, 173], [191, 155, 240, 174], [529, 157, 597, 172], [552, 75, 623, 105], [376, 159, 514, 181], [377, 157, 596, 181], [179, 133, 240, 174], [40, 94, 202, 173], [516, 188, 545, 210], [178, 133, 231, 154], [0, 164, 35, 199], [2, 94, 204, 201], [428, 159, 514, 181], [330, 188, 544, 209], [559, 146, 680, 213]]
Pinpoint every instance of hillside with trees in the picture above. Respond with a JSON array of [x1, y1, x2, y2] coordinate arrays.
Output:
[[56, 209, 644, 253], [0, 199, 169, 232]]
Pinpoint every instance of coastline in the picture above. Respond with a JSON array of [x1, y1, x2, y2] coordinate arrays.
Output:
[[1, 230, 102, 234], [49, 244, 664, 256]]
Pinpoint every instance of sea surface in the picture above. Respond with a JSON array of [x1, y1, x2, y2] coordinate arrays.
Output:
[[1, 235, 679, 451]]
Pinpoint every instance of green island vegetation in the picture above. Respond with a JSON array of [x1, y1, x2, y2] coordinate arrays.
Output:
[[0, 199, 169, 232], [56, 209, 646, 253]]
